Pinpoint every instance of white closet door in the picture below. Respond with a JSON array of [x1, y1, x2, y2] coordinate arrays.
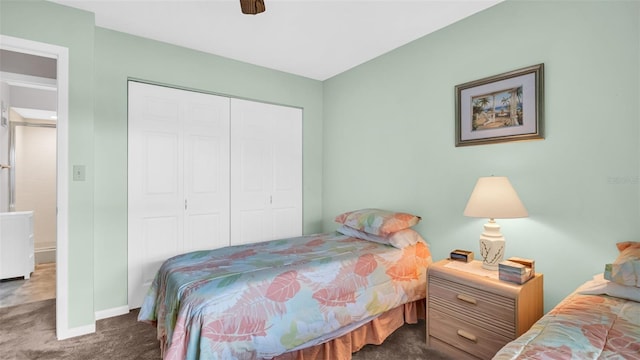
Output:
[[183, 92, 230, 253], [230, 99, 302, 245], [128, 82, 230, 308], [270, 107, 303, 240]]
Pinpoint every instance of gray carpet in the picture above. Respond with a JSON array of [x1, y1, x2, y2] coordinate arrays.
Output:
[[0, 299, 159, 360], [0, 299, 451, 359]]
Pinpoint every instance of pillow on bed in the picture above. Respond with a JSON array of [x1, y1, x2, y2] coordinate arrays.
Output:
[[578, 273, 640, 302], [334, 208, 421, 236], [336, 224, 425, 249], [604, 241, 640, 287]]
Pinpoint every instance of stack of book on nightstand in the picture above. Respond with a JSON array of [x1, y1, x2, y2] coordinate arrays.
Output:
[[498, 257, 534, 284]]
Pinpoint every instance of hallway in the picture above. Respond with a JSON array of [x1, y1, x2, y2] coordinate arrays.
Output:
[[0, 263, 55, 308]]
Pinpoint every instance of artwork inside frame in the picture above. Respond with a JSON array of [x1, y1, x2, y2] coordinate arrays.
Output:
[[455, 63, 544, 147]]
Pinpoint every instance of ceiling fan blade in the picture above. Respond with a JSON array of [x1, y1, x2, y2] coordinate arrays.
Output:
[[240, 0, 266, 15]]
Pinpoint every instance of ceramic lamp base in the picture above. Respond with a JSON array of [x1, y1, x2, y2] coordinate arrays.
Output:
[[479, 220, 505, 271]]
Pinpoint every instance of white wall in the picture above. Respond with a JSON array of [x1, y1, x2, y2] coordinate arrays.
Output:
[[13, 117, 57, 259]]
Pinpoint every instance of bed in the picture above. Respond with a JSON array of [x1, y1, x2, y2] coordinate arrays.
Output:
[[493, 241, 640, 360], [138, 219, 431, 360]]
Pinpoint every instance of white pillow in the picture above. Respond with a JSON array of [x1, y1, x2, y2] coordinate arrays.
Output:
[[577, 273, 640, 302], [336, 224, 426, 249]]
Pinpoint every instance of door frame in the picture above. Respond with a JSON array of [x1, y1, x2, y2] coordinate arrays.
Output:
[[0, 34, 70, 340]]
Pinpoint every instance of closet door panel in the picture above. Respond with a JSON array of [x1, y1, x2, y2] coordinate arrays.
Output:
[[141, 216, 180, 288], [128, 82, 230, 308], [237, 210, 268, 245], [236, 138, 270, 204], [270, 105, 302, 238], [272, 208, 300, 240], [183, 92, 230, 252], [230, 99, 272, 245], [187, 214, 222, 252], [128, 82, 185, 308], [138, 133, 183, 290], [144, 133, 179, 196], [233, 138, 271, 244], [230, 99, 302, 245]]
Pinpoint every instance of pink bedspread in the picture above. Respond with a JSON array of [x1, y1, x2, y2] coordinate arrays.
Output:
[[138, 232, 431, 359], [493, 291, 640, 359]]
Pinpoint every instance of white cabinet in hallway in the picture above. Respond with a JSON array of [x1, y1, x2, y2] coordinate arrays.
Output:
[[0, 211, 34, 280]]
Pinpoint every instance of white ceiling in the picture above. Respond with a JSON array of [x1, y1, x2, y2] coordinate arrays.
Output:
[[50, 0, 502, 80], [12, 107, 58, 121]]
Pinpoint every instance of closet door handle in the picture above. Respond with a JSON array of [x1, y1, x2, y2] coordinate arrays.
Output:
[[456, 294, 477, 305], [457, 329, 478, 343]]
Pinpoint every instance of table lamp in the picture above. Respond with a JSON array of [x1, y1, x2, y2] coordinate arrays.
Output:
[[463, 176, 528, 270]]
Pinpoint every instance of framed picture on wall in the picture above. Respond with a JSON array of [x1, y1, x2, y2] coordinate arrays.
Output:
[[455, 63, 544, 147]]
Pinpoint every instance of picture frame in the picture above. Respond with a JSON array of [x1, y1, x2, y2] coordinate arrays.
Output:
[[455, 63, 544, 147]]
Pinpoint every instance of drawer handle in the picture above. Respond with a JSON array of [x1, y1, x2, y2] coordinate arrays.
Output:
[[456, 294, 477, 305], [457, 329, 478, 343]]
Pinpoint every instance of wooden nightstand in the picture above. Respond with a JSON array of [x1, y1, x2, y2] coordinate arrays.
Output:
[[426, 259, 543, 360]]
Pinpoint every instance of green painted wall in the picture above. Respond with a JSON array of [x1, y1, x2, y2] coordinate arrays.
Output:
[[93, 29, 323, 312], [2, 0, 638, 330], [2, 0, 323, 326], [322, 0, 640, 311], [0, 1, 95, 328]]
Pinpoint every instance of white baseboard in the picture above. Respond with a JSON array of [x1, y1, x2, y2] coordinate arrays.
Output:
[[35, 247, 56, 264], [95, 305, 130, 320], [57, 323, 95, 340]]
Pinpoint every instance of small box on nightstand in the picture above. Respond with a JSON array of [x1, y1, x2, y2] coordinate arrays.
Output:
[[499, 257, 535, 284], [450, 249, 474, 262]]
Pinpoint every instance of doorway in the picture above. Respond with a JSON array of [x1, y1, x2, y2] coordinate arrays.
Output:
[[0, 34, 70, 340], [11, 120, 58, 264], [0, 118, 57, 308]]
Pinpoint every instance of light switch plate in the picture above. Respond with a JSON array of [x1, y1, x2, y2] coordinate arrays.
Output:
[[73, 165, 85, 181]]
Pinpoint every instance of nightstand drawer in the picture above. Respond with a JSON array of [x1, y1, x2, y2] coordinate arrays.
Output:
[[428, 308, 511, 360], [429, 276, 515, 337], [426, 260, 544, 360]]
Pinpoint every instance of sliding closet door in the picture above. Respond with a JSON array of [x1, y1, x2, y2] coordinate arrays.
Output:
[[128, 82, 230, 308], [230, 99, 302, 245], [183, 92, 230, 253]]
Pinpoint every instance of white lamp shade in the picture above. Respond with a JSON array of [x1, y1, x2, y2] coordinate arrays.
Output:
[[463, 176, 528, 219]]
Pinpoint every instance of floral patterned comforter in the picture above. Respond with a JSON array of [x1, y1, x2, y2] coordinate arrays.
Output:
[[493, 291, 640, 359], [138, 232, 431, 360]]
